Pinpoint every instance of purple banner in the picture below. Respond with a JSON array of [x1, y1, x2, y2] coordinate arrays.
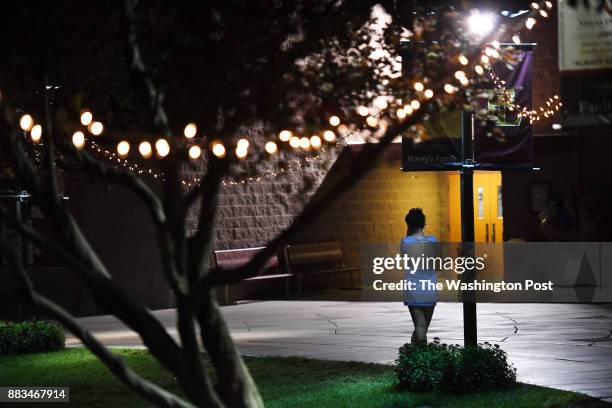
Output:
[[474, 49, 534, 168]]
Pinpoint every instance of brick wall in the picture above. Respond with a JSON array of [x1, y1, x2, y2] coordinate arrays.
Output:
[[295, 153, 449, 266], [210, 158, 333, 250]]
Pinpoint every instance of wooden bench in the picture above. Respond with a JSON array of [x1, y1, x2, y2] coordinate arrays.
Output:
[[212, 247, 292, 303], [282, 242, 359, 295]]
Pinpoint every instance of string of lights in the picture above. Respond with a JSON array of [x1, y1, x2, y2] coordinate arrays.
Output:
[[487, 67, 562, 123], [87, 137, 330, 187]]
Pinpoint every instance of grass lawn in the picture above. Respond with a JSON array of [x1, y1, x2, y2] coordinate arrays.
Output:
[[0, 348, 610, 408]]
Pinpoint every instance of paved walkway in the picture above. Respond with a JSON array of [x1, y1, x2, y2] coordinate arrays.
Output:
[[71, 302, 612, 401]]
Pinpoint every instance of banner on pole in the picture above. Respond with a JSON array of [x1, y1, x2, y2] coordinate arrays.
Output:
[[473, 47, 534, 169], [402, 46, 534, 171]]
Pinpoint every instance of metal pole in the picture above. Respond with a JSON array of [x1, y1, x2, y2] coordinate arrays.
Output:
[[460, 110, 477, 346]]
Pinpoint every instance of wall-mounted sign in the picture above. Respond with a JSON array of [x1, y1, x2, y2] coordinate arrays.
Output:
[[559, 0, 612, 127], [559, 0, 612, 71]]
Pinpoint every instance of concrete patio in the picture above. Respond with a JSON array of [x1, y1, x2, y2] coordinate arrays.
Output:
[[71, 301, 612, 402]]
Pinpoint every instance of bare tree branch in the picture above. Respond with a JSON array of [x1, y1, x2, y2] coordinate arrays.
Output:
[[187, 156, 228, 284], [124, 0, 172, 137]]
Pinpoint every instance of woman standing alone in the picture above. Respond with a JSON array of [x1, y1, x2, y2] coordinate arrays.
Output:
[[401, 208, 438, 344]]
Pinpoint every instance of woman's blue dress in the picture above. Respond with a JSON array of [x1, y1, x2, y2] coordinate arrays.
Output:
[[401, 235, 438, 307]]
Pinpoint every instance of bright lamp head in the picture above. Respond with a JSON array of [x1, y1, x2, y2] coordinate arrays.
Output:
[[467, 10, 495, 37]]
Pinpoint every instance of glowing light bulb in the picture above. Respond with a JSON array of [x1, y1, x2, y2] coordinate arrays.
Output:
[[31, 124, 42, 143], [19, 114, 33, 131], [139, 141, 152, 158], [373, 96, 388, 109], [357, 106, 369, 116], [424, 89, 434, 99], [299, 137, 310, 149], [89, 121, 103, 136], [526, 17, 536, 30], [211, 141, 226, 158], [117, 141, 130, 157], [531, 2, 539, 9], [444, 84, 455, 94], [279, 130, 292, 142], [512, 35, 521, 44], [366, 116, 378, 127], [72, 131, 85, 150], [539, 9, 548, 17], [265, 141, 278, 154], [80, 111, 93, 126], [458, 55, 468, 65], [289, 136, 300, 148], [188, 145, 202, 159], [184, 123, 197, 138], [455, 70, 466, 80], [459, 76, 469, 86], [235, 146, 248, 159], [329, 116, 340, 126], [323, 130, 336, 142], [310, 135, 322, 149], [237, 138, 249, 150], [414, 82, 424, 92], [474, 65, 484, 75], [410, 100, 420, 110], [481, 55, 490, 64], [155, 138, 170, 158], [396, 109, 407, 119]]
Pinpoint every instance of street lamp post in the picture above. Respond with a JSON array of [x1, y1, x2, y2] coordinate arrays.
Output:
[[460, 110, 477, 346]]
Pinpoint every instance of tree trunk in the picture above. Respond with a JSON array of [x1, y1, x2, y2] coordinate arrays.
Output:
[[197, 291, 264, 408]]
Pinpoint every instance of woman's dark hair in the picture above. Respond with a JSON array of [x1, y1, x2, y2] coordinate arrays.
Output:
[[405, 208, 426, 233]]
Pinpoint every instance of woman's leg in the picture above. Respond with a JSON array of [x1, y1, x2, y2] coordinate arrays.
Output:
[[423, 305, 435, 338], [408, 306, 428, 344]]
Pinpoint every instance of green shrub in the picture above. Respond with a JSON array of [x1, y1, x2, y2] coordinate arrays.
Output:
[[0, 320, 65, 355], [395, 338, 516, 393]]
